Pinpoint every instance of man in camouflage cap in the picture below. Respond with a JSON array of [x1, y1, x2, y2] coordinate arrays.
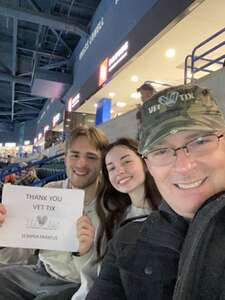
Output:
[[139, 84, 225, 155], [87, 84, 225, 300]]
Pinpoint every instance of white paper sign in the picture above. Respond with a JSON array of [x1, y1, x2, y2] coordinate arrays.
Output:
[[0, 184, 84, 252]]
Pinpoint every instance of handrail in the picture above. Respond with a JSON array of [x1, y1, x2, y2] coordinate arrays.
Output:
[[184, 27, 225, 84]]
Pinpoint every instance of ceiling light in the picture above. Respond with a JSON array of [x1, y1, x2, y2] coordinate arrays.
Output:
[[131, 75, 139, 82], [94, 103, 97, 108], [116, 101, 127, 108], [130, 92, 141, 99], [165, 48, 176, 58], [109, 92, 116, 98]]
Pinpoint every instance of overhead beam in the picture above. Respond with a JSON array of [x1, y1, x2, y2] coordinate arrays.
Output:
[[40, 59, 68, 70], [15, 97, 45, 102], [17, 46, 66, 59], [0, 72, 30, 85], [0, 2, 88, 38], [15, 102, 41, 111]]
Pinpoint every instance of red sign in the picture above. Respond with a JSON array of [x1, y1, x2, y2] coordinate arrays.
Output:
[[98, 57, 109, 87]]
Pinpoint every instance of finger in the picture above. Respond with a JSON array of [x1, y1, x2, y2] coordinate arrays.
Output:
[[0, 204, 6, 214], [77, 222, 94, 233], [77, 228, 95, 239], [77, 216, 92, 226]]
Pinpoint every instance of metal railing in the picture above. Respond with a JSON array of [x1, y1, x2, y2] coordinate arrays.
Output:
[[184, 27, 225, 84]]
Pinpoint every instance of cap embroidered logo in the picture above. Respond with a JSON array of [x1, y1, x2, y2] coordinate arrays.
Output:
[[158, 91, 180, 107]]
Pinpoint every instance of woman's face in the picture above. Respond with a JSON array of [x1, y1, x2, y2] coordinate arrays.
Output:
[[105, 145, 145, 193]]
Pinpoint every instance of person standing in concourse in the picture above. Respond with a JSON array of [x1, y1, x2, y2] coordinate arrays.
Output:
[[136, 81, 156, 141], [0, 125, 108, 300], [86, 84, 225, 300], [137, 81, 156, 104]]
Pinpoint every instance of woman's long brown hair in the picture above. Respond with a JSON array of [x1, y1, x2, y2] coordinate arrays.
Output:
[[96, 137, 161, 261]]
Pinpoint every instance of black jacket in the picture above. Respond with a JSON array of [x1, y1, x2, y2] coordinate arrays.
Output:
[[87, 203, 189, 300], [173, 192, 225, 300]]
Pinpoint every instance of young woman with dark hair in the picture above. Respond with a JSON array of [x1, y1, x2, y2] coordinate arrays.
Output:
[[72, 137, 161, 300], [96, 137, 161, 261]]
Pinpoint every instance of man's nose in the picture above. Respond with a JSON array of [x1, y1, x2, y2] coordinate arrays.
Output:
[[173, 148, 196, 172], [76, 156, 88, 167]]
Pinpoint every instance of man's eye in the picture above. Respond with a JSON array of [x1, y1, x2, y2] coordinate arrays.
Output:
[[70, 154, 79, 158], [151, 149, 169, 156], [194, 137, 210, 145], [87, 155, 98, 160]]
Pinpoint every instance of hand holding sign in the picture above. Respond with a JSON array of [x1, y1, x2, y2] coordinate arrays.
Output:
[[77, 215, 95, 256], [0, 185, 84, 252]]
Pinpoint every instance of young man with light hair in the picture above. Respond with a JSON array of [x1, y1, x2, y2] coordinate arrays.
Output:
[[87, 85, 225, 300], [0, 125, 108, 300]]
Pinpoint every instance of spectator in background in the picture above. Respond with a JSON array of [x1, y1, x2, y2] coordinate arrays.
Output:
[[137, 81, 156, 104], [136, 81, 156, 141], [15, 164, 41, 186]]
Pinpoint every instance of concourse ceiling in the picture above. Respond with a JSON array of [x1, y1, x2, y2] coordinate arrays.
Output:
[[77, 0, 225, 117], [0, 0, 101, 130]]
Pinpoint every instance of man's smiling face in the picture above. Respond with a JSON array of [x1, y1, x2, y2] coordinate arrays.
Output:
[[65, 135, 101, 189], [145, 130, 225, 218]]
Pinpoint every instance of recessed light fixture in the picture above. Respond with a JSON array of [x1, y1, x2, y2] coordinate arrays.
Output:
[[94, 103, 98, 108], [130, 92, 141, 99], [131, 75, 139, 82], [116, 101, 127, 108], [165, 48, 176, 58], [109, 92, 116, 98]]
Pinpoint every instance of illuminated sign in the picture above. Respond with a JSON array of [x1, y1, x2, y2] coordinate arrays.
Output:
[[98, 57, 109, 87], [52, 113, 61, 128], [72, 93, 80, 109], [79, 17, 104, 61], [67, 97, 73, 112], [108, 41, 128, 72], [24, 140, 30, 146], [98, 41, 129, 87]]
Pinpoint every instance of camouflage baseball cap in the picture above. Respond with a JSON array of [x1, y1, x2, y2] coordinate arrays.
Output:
[[138, 84, 225, 155]]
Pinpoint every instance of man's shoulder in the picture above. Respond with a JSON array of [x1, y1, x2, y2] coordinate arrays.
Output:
[[44, 179, 68, 189]]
